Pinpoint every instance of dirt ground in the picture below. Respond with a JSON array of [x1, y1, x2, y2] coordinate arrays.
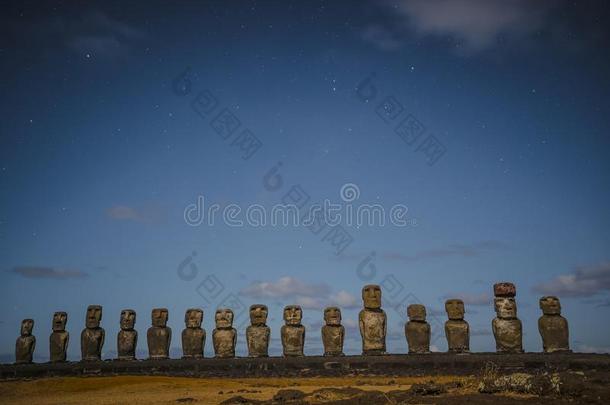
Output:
[[1, 371, 609, 404]]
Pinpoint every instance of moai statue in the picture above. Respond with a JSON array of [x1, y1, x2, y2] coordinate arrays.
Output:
[[213, 308, 236, 358], [15, 319, 36, 364], [281, 305, 305, 357], [182, 308, 205, 359], [321, 307, 344, 356], [359, 284, 387, 355], [445, 299, 470, 353], [117, 309, 137, 360], [246, 304, 270, 357], [492, 282, 523, 353], [405, 304, 431, 354], [147, 308, 171, 359], [49, 312, 69, 362], [538, 296, 570, 353], [81, 305, 105, 361]]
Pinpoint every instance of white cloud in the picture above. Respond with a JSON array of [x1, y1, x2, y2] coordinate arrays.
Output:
[[533, 262, 610, 298], [241, 277, 359, 310]]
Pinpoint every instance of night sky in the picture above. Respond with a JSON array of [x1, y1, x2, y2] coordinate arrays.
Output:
[[1, 0, 610, 361]]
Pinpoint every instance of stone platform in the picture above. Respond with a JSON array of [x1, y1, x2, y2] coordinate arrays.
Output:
[[2, 353, 609, 380]]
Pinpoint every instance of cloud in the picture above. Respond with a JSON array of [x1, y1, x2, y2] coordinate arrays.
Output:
[[106, 204, 162, 223], [382, 240, 507, 263], [575, 344, 610, 354], [442, 292, 491, 306], [365, 0, 558, 54], [11, 266, 88, 279], [361, 24, 403, 51], [240, 277, 360, 310], [532, 262, 610, 298], [5, 10, 146, 61]]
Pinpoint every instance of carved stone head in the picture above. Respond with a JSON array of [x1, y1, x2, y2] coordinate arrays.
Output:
[[494, 297, 517, 319], [249, 304, 268, 326], [86, 305, 102, 329], [494, 282, 516, 298], [362, 284, 382, 309], [20, 319, 34, 336], [151, 308, 169, 327], [215, 308, 234, 329], [539, 296, 561, 315], [120, 309, 136, 330], [445, 299, 465, 320], [407, 304, 427, 321], [283, 305, 302, 326], [52, 312, 67, 332], [185, 308, 203, 328], [324, 307, 341, 326]]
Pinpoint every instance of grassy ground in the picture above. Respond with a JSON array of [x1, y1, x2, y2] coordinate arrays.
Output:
[[1, 371, 609, 404]]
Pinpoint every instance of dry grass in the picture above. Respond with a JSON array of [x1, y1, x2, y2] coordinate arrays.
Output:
[[0, 375, 477, 404]]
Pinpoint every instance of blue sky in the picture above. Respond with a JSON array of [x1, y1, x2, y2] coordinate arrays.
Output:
[[1, 0, 609, 361]]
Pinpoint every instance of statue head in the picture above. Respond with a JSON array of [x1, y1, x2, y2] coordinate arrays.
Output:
[[493, 282, 516, 298], [362, 284, 382, 309], [445, 299, 465, 320], [539, 296, 561, 315], [52, 312, 67, 332], [215, 308, 234, 329], [86, 305, 102, 329], [494, 297, 517, 319], [185, 308, 203, 328], [283, 305, 303, 326], [20, 319, 34, 336], [120, 309, 136, 330], [407, 304, 427, 321], [249, 304, 268, 326], [151, 308, 169, 327], [324, 306, 341, 326]]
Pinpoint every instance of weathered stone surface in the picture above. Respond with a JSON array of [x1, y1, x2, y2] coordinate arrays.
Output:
[[444, 299, 470, 353], [359, 284, 386, 355], [322, 307, 344, 356], [406, 304, 430, 354], [3, 353, 609, 380], [246, 305, 270, 357], [492, 295, 523, 353], [494, 282, 516, 298], [147, 308, 171, 360], [213, 308, 236, 358], [281, 305, 305, 357], [15, 319, 35, 364], [538, 296, 570, 353], [49, 312, 69, 363], [182, 308, 205, 359], [117, 309, 137, 361], [81, 305, 105, 361]]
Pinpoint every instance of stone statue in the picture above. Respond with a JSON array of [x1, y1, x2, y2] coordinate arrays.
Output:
[[444, 299, 470, 353], [50, 311, 69, 362], [182, 308, 205, 359], [246, 304, 270, 357], [15, 319, 36, 364], [538, 296, 570, 353], [405, 304, 430, 354], [81, 305, 105, 361], [281, 305, 305, 357], [321, 306, 344, 356], [117, 309, 137, 360], [359, 284, 386, 355], [147, 308, 171, 359], [213, 308, 236, 358], [492, 282, 523, 353]]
